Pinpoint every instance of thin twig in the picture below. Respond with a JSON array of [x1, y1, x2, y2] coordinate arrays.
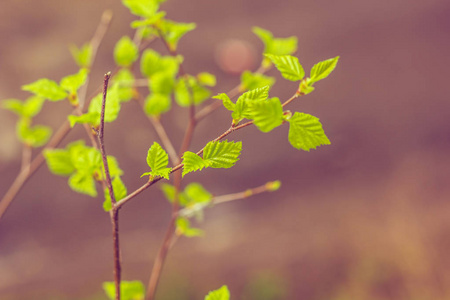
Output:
[[179, 181, 278, 217], [20, 145, 32, 173], [96, 72, 121, 300]]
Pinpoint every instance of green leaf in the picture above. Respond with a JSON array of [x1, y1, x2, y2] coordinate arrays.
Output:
[[264, 54, 304, 81], [231, 86, 269, 122], [68, 171, 97, 197], [203, 140, 242, 169], [250, 97, 284, 132], [103, 280, 145, 300], [288, 112, 331, 151], [23, 96, 46, 118], [252, 26, 297, 56], [2, 96, 45, 118], [241, 71, 275, 91], [150, 73, 175, 95], [140, 49, 179, 78], [17, 119, 52, 147], [60, 68, 89, 93], [213, 93, 235, 111], [158, 19, 196, 51], [309, 56, 339, 84], [197, 72, 216, 87], [70, 145, 102, 175], [69, 43, 92, 68], [144, 93, 171, 116], [143, 142, 171, 179], [131, 11, 166, 28], [121, 0, 159, 18], [68, 112, 100, 128], [44, 149, 75, 176], [103, 176, 127, 212], [183, 182, 212, 206], [161, 183, 176, 203], [176, 217, 203, 237], [113, 69, 136, 102], [174, 76, 211, 107], [2, 99, 24, 116], [238, 85, 270, 102], [205, 285, 230, 300], [181, 151, 208, 177], [22, 79, 67, 101], [114, 36, 139, 67]]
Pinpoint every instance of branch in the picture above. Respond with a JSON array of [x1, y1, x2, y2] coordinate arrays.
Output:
[[179, 181, 279, 217], [96, 72, 121, 300]]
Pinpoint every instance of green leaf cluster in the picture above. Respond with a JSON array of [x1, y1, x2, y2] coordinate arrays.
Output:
[[182, 140, 242, 177], [265, 54, 339, 95], [140, 49, 180, 116], [176, 217, 204, 237], [174, 73, 216, 107], [214, 86, 284, 132], [141, 142, 171, 180], [2, 96, 52, 148], [252, 27, 297, 68], [205, 285, 230, 300], [44, 141, 126, 205], [103, 280, 145, 300], [158, 19, 196, 51]]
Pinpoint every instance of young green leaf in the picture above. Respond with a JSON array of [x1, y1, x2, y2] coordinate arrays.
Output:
[[205, 285, 230, 300], [2, 96, 45, 118], [264, 54, 304, 81], [213, 93, 235, 111], [183, 182, 212, 206], [68, 171, 97, 197], [68, 112, 100, 128], [144, 93, 172, 116], [43, 149, 75, 176], [140, 49, 180, 78], [114, 36, 139, 67], [309, 56, 340, 84], [121, 0, 160, 18], [252, 26, 297, 56], [150, 73, 175, 95], [142, 142, 171, 179], [69, 43, 92, 68], [158, 19, 196, 51], [131, 11, 166, 28], [240, 71, 275, 91], [103, 176, 127, 212], [113, 68, 136, 102], [60, 68, 88, 93], [176, 217, 203, 237], [231, 86, 269, 121], [22, 79, 67, 101], [288, 112, 330, 151], [103, 280, 145, 300], [181, 151, 208, 177], [238, 85, 270, 102], [250, 97, 284, 132], [17, 119, 52, 147], [174, 76, 211, 107], [203, 140, 242, 169], [161, 183, 176, 203], [197, 72, 216, 87]]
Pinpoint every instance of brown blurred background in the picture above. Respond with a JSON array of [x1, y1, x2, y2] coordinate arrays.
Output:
[[1, 0, 450, 299]]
